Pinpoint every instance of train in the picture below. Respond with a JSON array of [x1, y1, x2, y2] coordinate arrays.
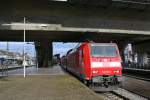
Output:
[[60, 55, 67, 69], [60, 42, 122, 91]]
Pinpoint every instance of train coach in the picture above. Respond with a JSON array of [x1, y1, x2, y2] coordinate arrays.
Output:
[[64, 42, 122, 91], [60, 55, 67, 69]]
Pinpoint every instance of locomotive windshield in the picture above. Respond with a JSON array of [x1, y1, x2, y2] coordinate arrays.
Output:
[[91, 44, 118, 57]]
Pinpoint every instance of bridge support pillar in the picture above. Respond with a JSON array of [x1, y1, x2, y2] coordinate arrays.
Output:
[[35, 41, 53, 68], [132, 42, 150, 69], [117, 42, 130, 68], [117, 42, 127, 61]]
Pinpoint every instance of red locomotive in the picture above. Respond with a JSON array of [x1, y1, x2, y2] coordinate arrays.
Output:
[[61, 42, 122, 91]]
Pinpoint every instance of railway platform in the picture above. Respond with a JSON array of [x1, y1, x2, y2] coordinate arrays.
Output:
[[123, 68, 150, 73], [0, 65, 104, 100], [1, 65, 150, 100], [123, 68, 150, 79]]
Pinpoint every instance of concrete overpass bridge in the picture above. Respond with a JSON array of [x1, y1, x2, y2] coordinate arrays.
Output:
[[0, 0, 150, 67]]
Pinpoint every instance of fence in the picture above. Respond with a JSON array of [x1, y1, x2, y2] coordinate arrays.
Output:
[[0, 59, 8, 77]]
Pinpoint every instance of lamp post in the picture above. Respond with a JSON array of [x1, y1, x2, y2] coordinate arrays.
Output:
[[23, 17, 26, 78]]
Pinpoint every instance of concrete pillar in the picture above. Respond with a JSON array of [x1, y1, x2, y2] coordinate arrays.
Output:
[[117, 42, 130, 68], [117, 42, 127, 61], [35, 41, 53, 68], [132, 42, 150, 69]]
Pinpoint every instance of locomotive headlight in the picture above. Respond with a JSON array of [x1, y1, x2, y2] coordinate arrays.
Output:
[[114, 70, 120, 73], [109, 62, 121, 67], [92, 70, 99, 74]]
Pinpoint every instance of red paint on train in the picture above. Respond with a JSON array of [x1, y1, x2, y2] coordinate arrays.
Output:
[[61, 42, 122, 91]]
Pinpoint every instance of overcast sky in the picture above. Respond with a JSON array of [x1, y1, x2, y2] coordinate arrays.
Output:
[[0, 42, 77, 57]]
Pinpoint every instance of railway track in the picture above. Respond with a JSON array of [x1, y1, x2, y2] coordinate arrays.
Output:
[[99, 88, 148, 100], [102, 92, 123, 100], [122, 74, 150, 99]]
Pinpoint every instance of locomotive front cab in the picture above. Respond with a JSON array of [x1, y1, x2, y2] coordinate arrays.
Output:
[[90, 43, 122, 90]]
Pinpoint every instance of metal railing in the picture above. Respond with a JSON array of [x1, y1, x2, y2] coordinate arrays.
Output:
[[0, 61, 8, 77]]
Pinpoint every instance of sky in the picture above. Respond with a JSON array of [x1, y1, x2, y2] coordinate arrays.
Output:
[[0, 42, 77, 57], [53, 42, 77, 56]]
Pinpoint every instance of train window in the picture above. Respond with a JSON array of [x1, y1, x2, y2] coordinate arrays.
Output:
[[91, 45, 118, 57]]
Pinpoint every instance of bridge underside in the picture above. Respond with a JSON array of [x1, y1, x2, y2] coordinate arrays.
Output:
[[0, 1, 150, 67], [0, 29, 150, 67], [0, 16, 150, 67], [0, 30, 150, 43]]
